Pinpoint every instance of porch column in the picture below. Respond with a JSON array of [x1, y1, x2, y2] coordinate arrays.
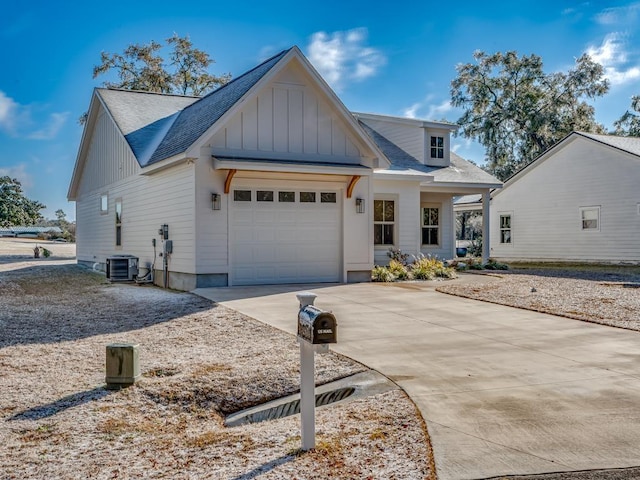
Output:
[[482, 190, 490, 263]]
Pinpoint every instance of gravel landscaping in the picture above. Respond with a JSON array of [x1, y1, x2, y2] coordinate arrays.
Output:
[[0, 243, 434, 479], [437, 266, 640, 332]]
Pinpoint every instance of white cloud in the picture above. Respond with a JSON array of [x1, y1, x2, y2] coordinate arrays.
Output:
[[595, 3, 640, 25], [585, 33, 640, 86], [0, 90, 69, 140], [403, 103, 421, 119], [0, 91, 18, 133], [0, 163, 33, 188], [307, 28, 385, 91], [427, 100, 453, 120], [402, 98, 453, 121], [27, 112, 69, 140]]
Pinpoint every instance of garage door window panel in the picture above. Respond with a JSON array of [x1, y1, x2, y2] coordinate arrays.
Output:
[[234, 190, 251, 201], [257, 191, 274, 202], [279, 191, 295, 202], [300, 192, 316, 203], [321, 192, 337, 203]]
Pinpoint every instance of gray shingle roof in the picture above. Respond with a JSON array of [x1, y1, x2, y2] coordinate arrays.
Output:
[[97, 49, 291, 167], [147, 49, 290, 165], [577, 132, 640, 158], [97, 89, 198, 165], [358, 121, 501, 186]]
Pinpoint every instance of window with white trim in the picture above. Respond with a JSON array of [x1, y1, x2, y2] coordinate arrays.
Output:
[[580, 206, 600, 231], [430, 136, 444, 159], [100, 194, 108, 214], [500, 214, 512, 244], [115, 199, 122, 247], [421, 206, 439, 245], [374, 199, 395, 245]]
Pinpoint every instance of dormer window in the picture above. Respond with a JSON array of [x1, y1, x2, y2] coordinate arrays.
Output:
[[430, 136, 444, 159]]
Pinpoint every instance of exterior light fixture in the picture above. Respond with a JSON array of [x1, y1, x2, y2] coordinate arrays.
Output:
[[356, 198, 365, 214], [211, 193, 221, 210]]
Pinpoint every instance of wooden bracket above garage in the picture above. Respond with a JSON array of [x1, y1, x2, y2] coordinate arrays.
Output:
[[346, 175, 361, 198], [224, 169, 237, 194]]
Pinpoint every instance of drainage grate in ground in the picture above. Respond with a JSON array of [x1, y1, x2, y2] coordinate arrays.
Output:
[[224, 370, 396, 428], [227, 387, 354, 426]]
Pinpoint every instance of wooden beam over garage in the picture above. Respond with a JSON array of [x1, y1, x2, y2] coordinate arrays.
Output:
[[346, 175, 361, 198], [224, 169, 237, 194]]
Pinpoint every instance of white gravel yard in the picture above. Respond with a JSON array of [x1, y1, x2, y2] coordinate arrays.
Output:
[[437, 266, 640, 331], [0, 251, 434, 479]]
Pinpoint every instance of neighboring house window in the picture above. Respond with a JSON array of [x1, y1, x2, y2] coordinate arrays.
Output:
[[500, 214, 512, 244], [100, 194, 108, 214], [115, 199, 122, 247], [374, 200, 395, 245], [421, 206, 439, 246], [430, 136, 444, 159], [580, 206, 600, 231]]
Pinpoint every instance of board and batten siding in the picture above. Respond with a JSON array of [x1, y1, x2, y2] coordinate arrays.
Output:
[[490, 136, 640, 263], [420, 192, 454, 260], [209, 63, 363, 163], [77, 106, 140, 197]]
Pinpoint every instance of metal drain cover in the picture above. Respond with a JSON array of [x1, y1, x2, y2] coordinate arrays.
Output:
[[225, 370, 396, 427]]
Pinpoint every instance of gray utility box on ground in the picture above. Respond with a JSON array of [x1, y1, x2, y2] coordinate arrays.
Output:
[[106, 255, 139, 281], [105, 343, 140, 390], [298, 305, 337, 344]]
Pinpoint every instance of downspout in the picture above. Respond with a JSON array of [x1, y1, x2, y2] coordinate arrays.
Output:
[[482, 191, 491, 263]]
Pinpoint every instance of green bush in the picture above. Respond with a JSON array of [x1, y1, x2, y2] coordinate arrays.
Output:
[[41, 248, 52, 258], [388, 259, 411, 280], [410, 254, 457, 280], [484, 259, 509, 270], [371, 265, 395, 282]]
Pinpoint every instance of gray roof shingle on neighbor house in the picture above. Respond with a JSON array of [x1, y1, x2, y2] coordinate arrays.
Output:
[[577, 132, 640, 158], [358, 121, 501, 186], [146, 48, 291, 166]]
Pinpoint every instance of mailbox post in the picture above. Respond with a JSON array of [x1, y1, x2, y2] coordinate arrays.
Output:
[[296, 292, 337, 451]]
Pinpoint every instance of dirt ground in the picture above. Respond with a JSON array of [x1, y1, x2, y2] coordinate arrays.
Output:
[[0, 249, 433, 479]]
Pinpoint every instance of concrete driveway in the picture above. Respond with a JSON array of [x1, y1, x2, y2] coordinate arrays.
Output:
[[194, 278, 640, 480]]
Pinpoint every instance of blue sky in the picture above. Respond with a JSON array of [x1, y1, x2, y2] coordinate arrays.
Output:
[[1, 1, 639, 220]]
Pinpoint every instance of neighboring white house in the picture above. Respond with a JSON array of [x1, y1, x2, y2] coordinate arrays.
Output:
[[490, 132, 640, 264], [68, 46, 501, 290]]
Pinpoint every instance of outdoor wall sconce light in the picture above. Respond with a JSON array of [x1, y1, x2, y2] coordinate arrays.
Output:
[[356, 198, 365, 214], [211, 193, 221, 210]]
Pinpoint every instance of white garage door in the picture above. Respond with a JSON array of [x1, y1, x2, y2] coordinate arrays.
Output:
[[230, 188, 342, 285]]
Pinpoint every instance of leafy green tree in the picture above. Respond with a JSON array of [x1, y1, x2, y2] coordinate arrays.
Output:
[[0, 176, 45, 227], [451, 51, 609, 180], [93, 34, 230, 96], [167, 34, 232, 96], [613, 95, 640, 136], [80, 34, 231, 125]]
